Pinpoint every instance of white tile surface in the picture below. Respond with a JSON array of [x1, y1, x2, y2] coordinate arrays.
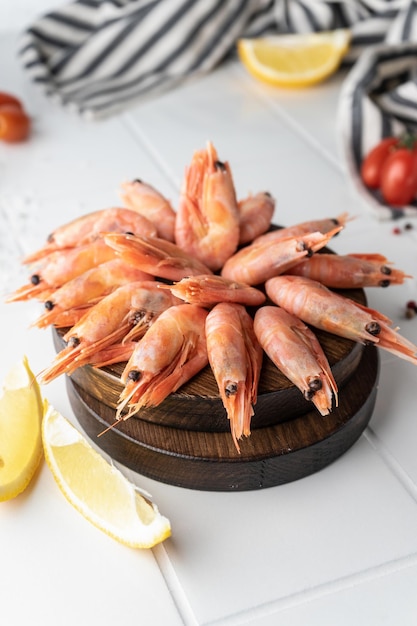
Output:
[[2, 13, 417, 626]]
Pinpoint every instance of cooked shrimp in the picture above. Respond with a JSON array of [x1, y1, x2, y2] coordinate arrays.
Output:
[[111, 304, 208, 423], [252, 212, 351, 247], [104, 232, 212, 281], [221, 227, 342, 285], [39, 281, 180, 383], [6, 238, 117, 302], [238, 191, 275, 245], [287, 253, 411, 288], [254, 306, 337, 416], [32, 259, 153, 329], [265, 275, 417, 365], [175, 141, 240, 271], [22, 207, 157, 264], [206, 303, 263, 452], [120, 179, 176, 242], [159, 275, 266, 307]]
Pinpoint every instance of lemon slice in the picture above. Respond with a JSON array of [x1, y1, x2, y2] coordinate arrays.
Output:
[[42, 403, 171, 548], [0, 356, 44, 502], [237, 29, 351, 88]]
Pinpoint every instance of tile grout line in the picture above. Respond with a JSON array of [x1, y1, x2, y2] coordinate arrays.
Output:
[[204, 551, 417, 626], [363, 425, 417, 504], [229, 63, 346, 176], [120, 114, 182, 195], [153, 543, 200, 626]]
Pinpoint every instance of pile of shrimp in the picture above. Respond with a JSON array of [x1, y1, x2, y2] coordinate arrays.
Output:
[[7, 141, 417, 452]]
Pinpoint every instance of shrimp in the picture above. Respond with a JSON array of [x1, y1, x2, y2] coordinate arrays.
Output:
[[22, 207, 157, 264], [221, 226, 342, 285], [111, 304, 208, 423], [175, 141, 240, 271], [265, 275, 417, 366], [104, 232, 212, 281], [254, 306, 338, 416], [252, 212, 351, 247], [159, 275, 266, 307], [38, 281, 180, 383], [238, 191, 275, 245], [120, 179, 176, 242], [206, 303, 263, 452], [6, 238, 117, 302], [32, 259, 153, 329], [287, 253, 411, 288]]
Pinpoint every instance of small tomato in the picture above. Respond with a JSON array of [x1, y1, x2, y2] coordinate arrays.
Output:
[[360, 137, 399, 189], [0, 105, 31, 143], [0, 91, 24, 110], [380, 147, 417, 207]]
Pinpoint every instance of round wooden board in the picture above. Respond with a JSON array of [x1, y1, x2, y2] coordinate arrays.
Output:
[[66, 345, 379, 491]]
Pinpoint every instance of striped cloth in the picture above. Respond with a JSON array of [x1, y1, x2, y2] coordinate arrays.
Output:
[[19, 1, 417, 217]]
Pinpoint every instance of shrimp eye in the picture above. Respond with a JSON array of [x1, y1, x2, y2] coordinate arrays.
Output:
[[365, 321, 381, 336], [125, 231, 134, 236], [264, 191, 272, 197], [225, 382, 238, 397], [68, 336, 80, 348], [308, 378, 322, 392], [380, 265, 392, 275], [31, 274, 41, 285], [214, 160, 227, 172], [379, 279, 390, 287], [304, 389, 315, 401], [127, 370, 141, 382], [44, 300, 54, 311], [297, 241, 314, 257], [133, 178, 142, 184]]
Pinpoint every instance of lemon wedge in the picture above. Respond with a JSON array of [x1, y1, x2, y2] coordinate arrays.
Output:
[[237, 29, 351, 88], [0, 356, 44, 502], [42, 403, 171, 548]]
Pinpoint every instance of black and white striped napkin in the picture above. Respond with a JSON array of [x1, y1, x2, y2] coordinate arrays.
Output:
[[19, 0, 417, 217]]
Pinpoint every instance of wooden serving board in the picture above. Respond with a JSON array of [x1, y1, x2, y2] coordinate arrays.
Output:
[[66, 345, 379, 491], [51, 254, 379, 491]]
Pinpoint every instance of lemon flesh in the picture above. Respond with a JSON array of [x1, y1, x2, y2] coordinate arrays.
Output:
[[42, 403, 171, 548], [0, 356, 44, 502], [237, 29, 351, 88]]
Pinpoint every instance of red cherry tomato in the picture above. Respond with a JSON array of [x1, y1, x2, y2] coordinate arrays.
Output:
[[0, 91, 24, 110], [380, 147, 417, 207], [360, 137, 399, 189], [0, 105, 31, 143]]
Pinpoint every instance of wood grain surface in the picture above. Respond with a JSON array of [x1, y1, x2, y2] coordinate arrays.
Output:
[[66, 345, 379, 491]]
